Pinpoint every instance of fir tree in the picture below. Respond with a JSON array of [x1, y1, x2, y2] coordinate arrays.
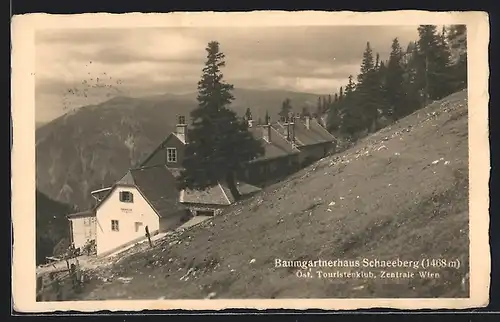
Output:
[[417, 25, 452, 102], [339, 75, 362, 136], [244, 107, 253, 120], [404, 42, 425, 112], [316, 96, 323, 117], [447, 24, 467, 91], [386, 38, 407, 119], [264, 110, 270, 124], [302, 106, 311, 117], [327, 98, 341, 134], [345, 75, 356, 94], [358, 42, 375, 83], [179, 41, 265, 200], [355, 42, 383, 132], [321, 96, 328, 114], [278, 98, 293, 121]]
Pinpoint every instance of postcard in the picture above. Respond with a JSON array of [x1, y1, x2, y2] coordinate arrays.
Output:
[[11, 10, 490, 312]]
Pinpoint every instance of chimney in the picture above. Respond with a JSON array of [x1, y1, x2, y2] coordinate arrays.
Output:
[[176, 115, 187, 142], [262, 118, 271, 143], [285, 116, 291, 141], [289, 117, 295, 142], [305, 115, 311, 130]]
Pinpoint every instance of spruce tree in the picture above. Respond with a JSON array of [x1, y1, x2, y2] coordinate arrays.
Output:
[[327, 97, 341, 134], [278, 98, 293, 121], [447, 24, 467, 91], [302, 106, 311, 117], [358, 42, 375, 83], [417, 25, 452, 102], [355, 42, 383, 133], [179, 41, 265, 200], [316, 96, 323, 118], [244, 107, 253, 121], [386, 38, 407, 119], [345, 75, 356, 94], [321, 96, 327, 114], [377, 59, 392, 126], [403, 42, 425, 113], [339, 75, 363, 136]]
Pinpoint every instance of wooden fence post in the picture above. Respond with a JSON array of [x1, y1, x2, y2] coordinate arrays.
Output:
[[145, 226, 153, 248]]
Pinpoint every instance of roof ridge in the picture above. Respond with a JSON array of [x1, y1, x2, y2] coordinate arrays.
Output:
[[218, 182, 233, 204]]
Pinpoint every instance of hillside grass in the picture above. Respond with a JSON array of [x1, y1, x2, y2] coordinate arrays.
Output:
[[74, 90, 469, 300]]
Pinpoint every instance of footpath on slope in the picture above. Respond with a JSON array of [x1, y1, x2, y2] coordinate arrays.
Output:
[[72, 90, 470, 300]]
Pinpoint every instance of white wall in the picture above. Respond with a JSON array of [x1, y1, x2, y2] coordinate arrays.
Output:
[[69, 216, 96, 250], [95, 186, 160, 256]]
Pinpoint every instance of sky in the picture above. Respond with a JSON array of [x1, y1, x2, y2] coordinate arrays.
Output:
[[35, 26, 419, 123]]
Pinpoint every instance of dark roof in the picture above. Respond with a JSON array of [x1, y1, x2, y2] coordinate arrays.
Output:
[[116, 170, 135, 185], [248, 125, 300, 162], [274, 118, 335, 147], [93, 165, 187, 219], [181, 181, 261, 205], [138, 132, 186, 168], [170, 168, 261, 205], [181, 183, 232, 205], [128, 165, 187, 218], [309, 118, 337, 142], [67, 210, 95, 219]]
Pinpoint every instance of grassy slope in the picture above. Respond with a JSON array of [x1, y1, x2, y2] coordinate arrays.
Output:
[[76, 90, 469, 300]]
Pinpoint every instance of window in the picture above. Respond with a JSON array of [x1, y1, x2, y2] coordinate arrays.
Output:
[[119, 191, 133, 203], [134, 222, 143, 232], [111, 220, 119, 232], [166, 148, 177, 163]]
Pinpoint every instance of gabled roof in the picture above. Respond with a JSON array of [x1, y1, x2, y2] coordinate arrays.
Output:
[[248, 125, 300, 162], [116, 171, 135, 186], [309, 118, 336, 142], [180, 182, 261, 205], [170, 168, 261, 206], [93, 165, 187, 219], [274, 118, 335, 147], [138, 132, 186, 168], [128, 165, 187, 218]]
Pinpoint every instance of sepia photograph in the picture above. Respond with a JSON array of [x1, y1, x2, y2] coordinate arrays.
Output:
[[11, 11, 490, 312]]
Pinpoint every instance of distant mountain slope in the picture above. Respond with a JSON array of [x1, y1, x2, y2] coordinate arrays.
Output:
[[73, 90, 469, 300], [36, 88, 321, 209], [36, 189, 76, 265], [143, 88, 320, 121]]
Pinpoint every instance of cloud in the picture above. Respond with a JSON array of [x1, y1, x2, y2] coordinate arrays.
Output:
[[35, 26, 419, 123]]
